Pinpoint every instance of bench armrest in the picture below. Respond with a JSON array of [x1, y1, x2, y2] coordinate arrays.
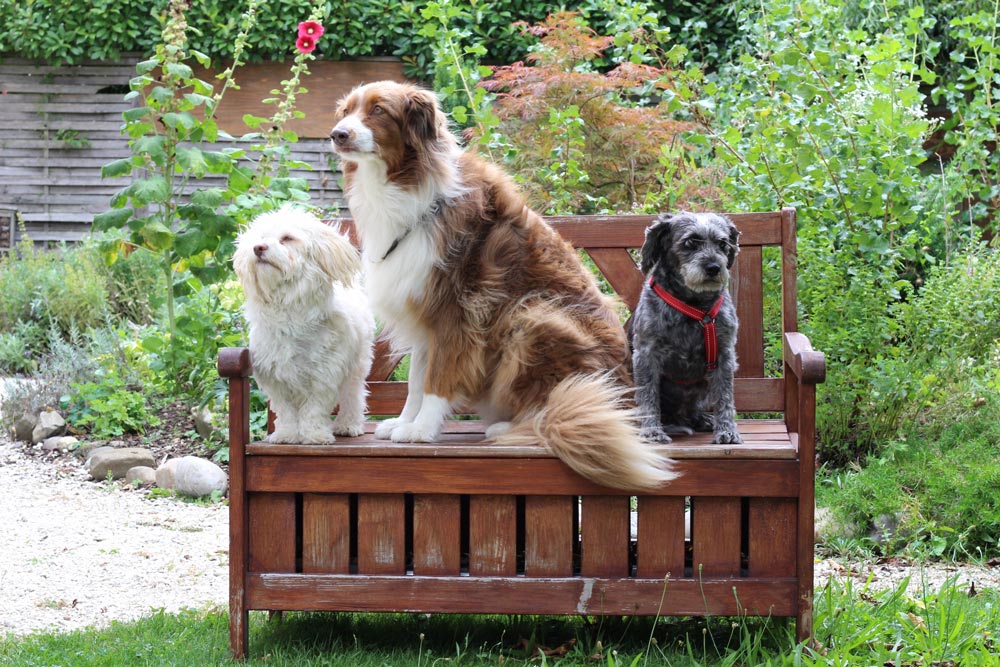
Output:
[[783, 332, 825, 385], [218, 347, 252, 378]]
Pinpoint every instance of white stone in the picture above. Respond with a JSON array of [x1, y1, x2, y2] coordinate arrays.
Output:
[[86, 447, 156, 481], [41, 435, 78, 452], [155, 458, 182, 490], [125, 466, 157, 486], [173, 456, 228, 498]]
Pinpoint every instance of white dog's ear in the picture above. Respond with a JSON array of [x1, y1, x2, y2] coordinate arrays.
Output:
[[311, 224, 361, 285]]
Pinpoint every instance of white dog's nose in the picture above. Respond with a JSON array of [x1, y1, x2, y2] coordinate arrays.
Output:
[[254, 243, 268, 257]]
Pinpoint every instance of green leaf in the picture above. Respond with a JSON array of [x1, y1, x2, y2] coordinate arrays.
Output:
[[93, 208, 133, 231], [102, 158, 133, 179], [122, 106, 150, 123], [174, 230, 211, 258], [127, 176, 170, 207], [140, 220, 175, 250]]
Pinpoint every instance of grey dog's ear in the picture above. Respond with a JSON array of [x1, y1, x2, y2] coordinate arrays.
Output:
[[404, 88, 440, 146], [640, 214, 674, 275], [725, 216, 740, 269]]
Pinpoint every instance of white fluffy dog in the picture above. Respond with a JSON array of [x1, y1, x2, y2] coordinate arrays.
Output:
[[233, 206, 375, 444]]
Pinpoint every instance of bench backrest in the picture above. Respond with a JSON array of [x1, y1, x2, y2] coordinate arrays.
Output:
[[340, 209, 798, 417]]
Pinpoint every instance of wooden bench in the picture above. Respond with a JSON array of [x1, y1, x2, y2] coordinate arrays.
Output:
[[218, 207, 825, 659]]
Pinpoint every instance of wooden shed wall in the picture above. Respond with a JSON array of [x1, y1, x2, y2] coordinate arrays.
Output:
[[0, 57, 402, 246]]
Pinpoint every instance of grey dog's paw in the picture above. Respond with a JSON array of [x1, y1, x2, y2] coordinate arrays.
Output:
[[640, 425, 672, 444], [713, 429, 742, 444]]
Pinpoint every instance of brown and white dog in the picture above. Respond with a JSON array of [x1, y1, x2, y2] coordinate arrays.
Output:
[[329, 81, 676, 490]]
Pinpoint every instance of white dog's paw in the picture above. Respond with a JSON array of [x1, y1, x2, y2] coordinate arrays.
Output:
[[713, 429, 742, 445], [389, 422, 440, 443], [299, 429, 337, 444], [374, 417, 407, 440], [640, 425, 672, 444], [332, 420, 365, 437], [484, 421, 513, 439], [265, 429, 298, 443]]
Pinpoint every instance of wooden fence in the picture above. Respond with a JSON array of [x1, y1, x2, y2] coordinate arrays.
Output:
[[0, 56, 403, 247]]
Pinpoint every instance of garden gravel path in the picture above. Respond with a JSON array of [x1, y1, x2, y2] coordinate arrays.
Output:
[[0, 440, 228, 637], [1, 438, 998, 637]]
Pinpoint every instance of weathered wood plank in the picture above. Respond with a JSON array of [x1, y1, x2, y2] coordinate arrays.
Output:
[[247, 574, 799, 617], [580, 495, 630, 577], [636, 496, 686, 579], [247, 493, 296, 573], [747, 497, 797, 577], [357, 494, 406, 575], [524, 496, 574, 577], [412, 495, 461, 575], [691, 497, 742, 577], [302, 494, 351, 574], [468, 495, 517, 576], [247, 456, 799, 497]]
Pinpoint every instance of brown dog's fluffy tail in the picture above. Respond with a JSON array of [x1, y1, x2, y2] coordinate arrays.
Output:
[[494, 373, 679, 491]]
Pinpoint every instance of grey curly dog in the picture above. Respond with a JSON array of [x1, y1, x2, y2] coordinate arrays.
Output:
[[629, 212, 742, 444]]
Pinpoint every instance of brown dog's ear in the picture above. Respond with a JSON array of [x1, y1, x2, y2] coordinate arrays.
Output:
[[404, 89, 440, 146], [640, 214, 674, 275], [725, 217, 740, 269]]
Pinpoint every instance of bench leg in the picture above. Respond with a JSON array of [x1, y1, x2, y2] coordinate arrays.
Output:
[[231, 607, 248, 659]]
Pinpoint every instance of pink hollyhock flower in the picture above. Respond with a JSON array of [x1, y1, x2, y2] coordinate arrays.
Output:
[[296, 35, 317, 54], [298, 21, 324, 39]]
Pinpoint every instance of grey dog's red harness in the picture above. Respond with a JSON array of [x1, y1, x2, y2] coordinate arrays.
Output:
[[648, 277, 725, 376]]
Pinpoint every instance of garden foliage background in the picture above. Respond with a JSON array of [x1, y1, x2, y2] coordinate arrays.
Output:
[[0, 0, 998, 558]]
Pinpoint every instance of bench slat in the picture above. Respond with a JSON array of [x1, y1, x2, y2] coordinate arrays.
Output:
[[636, 496, 686, 579], [469, 495, 518, 576], [357, 494, 406, 575], [302, 494, 351, 574], [524, 496, 575, 577], [246, 574, 799, 616], [413, 495, 462, 575], [580, 495, 631, 577], [245, 457, 799, 497]]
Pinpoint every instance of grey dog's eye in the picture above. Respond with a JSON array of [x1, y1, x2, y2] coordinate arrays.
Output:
[[684, 238, 700, 250]]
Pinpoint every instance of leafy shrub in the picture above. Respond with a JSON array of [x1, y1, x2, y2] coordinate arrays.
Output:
[[0, 238, 110, 346], [818, 389, 1000, 559], [104, 243, 166, 325], [62, 373, 160, 438], [474, 11, 717, 213]]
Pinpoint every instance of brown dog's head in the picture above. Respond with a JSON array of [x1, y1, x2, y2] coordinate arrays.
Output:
[[328, 81, 455, 184]]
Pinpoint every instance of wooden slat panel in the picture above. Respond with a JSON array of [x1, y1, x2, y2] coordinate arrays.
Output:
[[636, 496, 686, 579], [546, 213, 785, 248], [247, 574, 799, 617], [524, 496, 574, 577], [691, 497, 741, 577], [580, 496, 630, 577], [413, 495, 461, 575], [469, 495, 517, 576], [302, 494, 351, 574], [247, 457, 799, 497], [734, 246, 765, 377], [249, 417, 793, 458], [248, 493, 296, 573], [747, 498, 797, 577], [365, 377, 785, 416], [357, 494, 406, 575], [586, 247, 643, 310]]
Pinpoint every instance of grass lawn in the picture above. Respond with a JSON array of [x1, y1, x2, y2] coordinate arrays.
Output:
[[2, 575, 997, 666]]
